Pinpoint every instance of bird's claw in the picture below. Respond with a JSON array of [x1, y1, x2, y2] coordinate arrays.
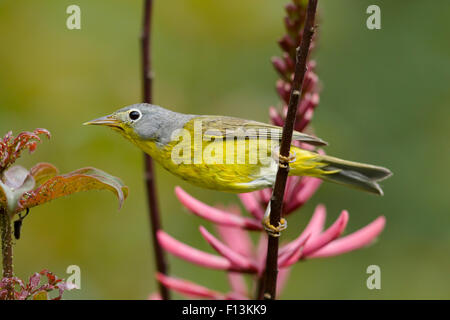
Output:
[[274, 150, 297, 168], [262, 217, 287, 237]]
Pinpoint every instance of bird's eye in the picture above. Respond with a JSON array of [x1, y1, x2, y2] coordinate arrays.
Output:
[[129, 110, 141, 121]]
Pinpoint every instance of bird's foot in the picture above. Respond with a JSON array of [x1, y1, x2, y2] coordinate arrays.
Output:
[[262, 216, 287, 237], [273, 149, 297, 168]]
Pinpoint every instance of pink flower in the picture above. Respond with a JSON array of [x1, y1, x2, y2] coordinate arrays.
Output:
[[155, 273, 248, 300], [156, 188, 385, 298], [176, 187, 262, 230]]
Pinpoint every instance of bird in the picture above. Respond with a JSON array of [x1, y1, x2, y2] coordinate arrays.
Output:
[[85, 103, 392, 235]]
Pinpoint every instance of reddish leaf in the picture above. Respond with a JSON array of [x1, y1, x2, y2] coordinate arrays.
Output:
[[18, 290, 30, 300], [28, 141, 37, 152], [1, 270, 76, 300], [33, 128, 51, 139], [0, 128, 50, 170], [28, 273, 41, 290], [30, 163, 59, 186], [17, 167, 128, 212], [45, 271, 57, 285]]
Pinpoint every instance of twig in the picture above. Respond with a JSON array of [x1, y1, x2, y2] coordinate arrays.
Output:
[[262, 0, 318, 300], [141, 0, 170, 300], [1, 208, 14, 299]]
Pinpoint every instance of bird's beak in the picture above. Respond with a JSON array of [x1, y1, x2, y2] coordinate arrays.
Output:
[[83, 114, 121, 128]]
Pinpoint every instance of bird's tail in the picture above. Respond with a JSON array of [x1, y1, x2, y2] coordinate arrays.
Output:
[[289, 148, 392, 195]]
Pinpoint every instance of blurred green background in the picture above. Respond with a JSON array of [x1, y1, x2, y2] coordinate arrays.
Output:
[[0, 0, 448, 299]]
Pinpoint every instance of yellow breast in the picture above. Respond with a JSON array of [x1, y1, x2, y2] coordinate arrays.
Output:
[[131, 133, 278, 193]]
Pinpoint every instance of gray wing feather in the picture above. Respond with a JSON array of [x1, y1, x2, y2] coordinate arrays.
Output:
[[198, 116, 327, 146]]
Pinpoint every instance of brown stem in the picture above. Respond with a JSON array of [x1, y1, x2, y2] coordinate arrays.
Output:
[[262, 0, 318, 300], [141, 0, 170, 300], [256, 271, 266, 300], [1, 208, 15, 300]]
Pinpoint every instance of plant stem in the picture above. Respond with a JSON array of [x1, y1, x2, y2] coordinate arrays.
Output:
[[256, 271, 266, 299], [141, 0, 170, 300], [1, 208, 14, 299], [262, 0, 318, 300]]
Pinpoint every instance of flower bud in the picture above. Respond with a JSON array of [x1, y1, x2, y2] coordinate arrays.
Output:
[[271, 57, 288, 79], [278, 35, 296, 55]]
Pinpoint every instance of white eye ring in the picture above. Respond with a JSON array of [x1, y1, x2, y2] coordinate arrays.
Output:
[[128, 109, 142, 121]]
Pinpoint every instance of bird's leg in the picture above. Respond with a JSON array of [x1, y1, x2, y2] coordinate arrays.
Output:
[[262, 201, 287, 237], [272, 146, 297, 169]]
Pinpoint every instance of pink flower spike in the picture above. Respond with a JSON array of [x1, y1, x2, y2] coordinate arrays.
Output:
[[278, 205, 326, 260], [227, 273, 248, 297], [238, 192, 264, 220], [285, 176, 322, 214], [278, 234, 310, 268], [225, 292, 249, 300], [297, 108, 314, 131], [214, 202, 253, 257], [282, 105, 288, 118], [176, 187, 261, 230], [308, 60, 317, 70], [271, 57, 288, 77], [301, 204, 327, 239], [287, 175, 306, 196], [297, 93, 312, 116], [308, 216, 386, 259], [276, 80, 291, 104], [259, 188, 272, 204], [302, 210, 349, 257], [302, 71, 318, 94], [255, 234, 268, 275], [269, 106, 284, 126], [283, 176, 300, 203], [283, 52, 294, 70], [216, 224, 253, 258], [148, 292, 161, 300], [276, 268, 291, 297], [157, 230, 231, 270], [156, 273, 224, 299], [199, 226, 258, 273]]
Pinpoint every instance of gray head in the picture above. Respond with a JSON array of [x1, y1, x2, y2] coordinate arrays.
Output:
[[84, 103, 196, 145]]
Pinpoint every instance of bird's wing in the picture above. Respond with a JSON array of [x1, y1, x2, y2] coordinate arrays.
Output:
[[195, 116, 327, 146]]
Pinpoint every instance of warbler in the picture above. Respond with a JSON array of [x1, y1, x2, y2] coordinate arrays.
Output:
[[85, 103, 391, 235]]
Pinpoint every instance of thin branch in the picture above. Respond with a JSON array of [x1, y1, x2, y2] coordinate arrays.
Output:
[[1, 209, 14, 299], [141, 0, 170, 300], [256, 271, 266, 299], [262, 0, 318, 300]]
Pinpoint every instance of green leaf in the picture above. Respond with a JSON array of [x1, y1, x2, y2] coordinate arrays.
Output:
[[16, 167, 128, 213], [0, 165, 35, 215]]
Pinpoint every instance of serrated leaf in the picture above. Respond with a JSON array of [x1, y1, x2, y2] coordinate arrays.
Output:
[[16, 167, 128, 213]]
